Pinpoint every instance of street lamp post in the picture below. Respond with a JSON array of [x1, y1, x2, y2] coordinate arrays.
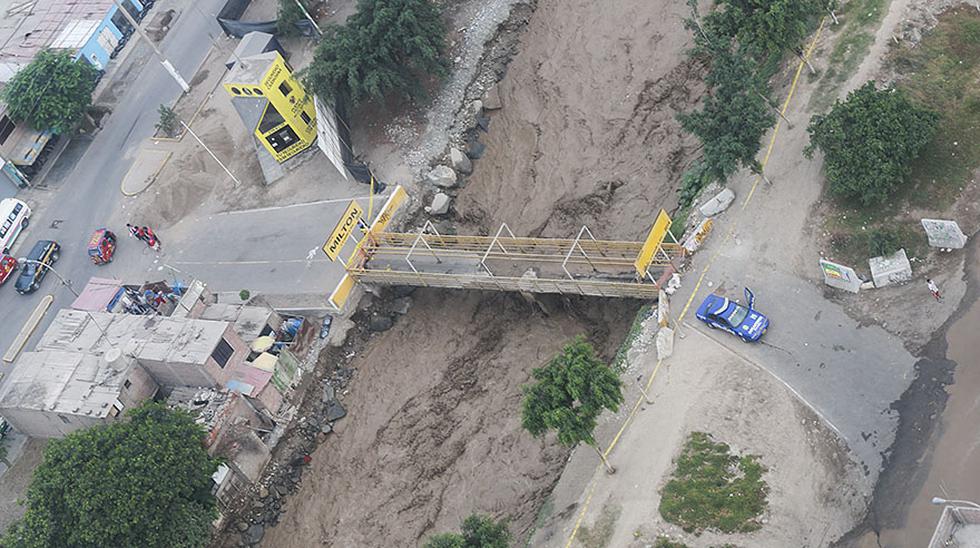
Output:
[[931, 497, 980, 509], [931, 496, 980, 525], [17, 258, 115, 348]]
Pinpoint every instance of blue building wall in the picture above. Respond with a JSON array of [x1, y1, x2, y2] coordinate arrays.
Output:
[[74, 0, 145, 70]]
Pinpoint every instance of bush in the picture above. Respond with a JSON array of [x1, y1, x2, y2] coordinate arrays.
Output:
[[422, 514, 510, 548], [155, 104, 179, 137], [867, 228, 901, 257], [806, 82, 939, 206], [659, 432, 768, 534]]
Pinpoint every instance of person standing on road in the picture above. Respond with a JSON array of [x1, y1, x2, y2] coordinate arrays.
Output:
[[927, 278, 942, 302]]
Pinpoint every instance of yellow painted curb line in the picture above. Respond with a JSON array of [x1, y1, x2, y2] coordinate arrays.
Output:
[[564, 18, 827, 547], [120, 150, 173, 197], [4, 294, 53, 363]]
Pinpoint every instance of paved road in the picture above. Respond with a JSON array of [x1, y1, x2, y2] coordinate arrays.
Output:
[[674, 265, 914, 476], [0, 0, 228, 369], [153, 190, 378, 296]]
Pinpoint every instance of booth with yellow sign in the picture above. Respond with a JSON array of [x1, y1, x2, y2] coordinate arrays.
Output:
[[223, 51, 317, 164]]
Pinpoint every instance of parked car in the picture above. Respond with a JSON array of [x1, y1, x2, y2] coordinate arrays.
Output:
[[695, 287, 769, 342], [0, 254, 16, 285], [15, 240, 60, 295]]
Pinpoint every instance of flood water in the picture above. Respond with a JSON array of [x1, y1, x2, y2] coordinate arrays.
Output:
[[875, 254, 980, 547]]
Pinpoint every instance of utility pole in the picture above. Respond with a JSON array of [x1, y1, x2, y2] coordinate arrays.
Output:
[[110, 0, 190, 92], [180, 120, 242, 186]]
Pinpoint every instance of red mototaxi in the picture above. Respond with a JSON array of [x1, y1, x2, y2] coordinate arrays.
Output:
[[88, 229, 116, 265], [0, 254, 16, 285]]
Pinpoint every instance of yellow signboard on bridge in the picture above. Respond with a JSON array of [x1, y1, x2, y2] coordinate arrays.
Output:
[[323, 200, 364, 261], [634, 209, 672, 277]]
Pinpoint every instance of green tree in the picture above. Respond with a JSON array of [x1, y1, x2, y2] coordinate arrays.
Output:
[[806, 82, 939, 206], [701, 0, 826, 60], [1, 49, 99, 134], [678, 45, 775, 184], [422, 514, 511, 548], [521, 336, 624, 473], [303, 0, 447, 103], [3, 403, 220, 548], [277, 0, 309, 36]]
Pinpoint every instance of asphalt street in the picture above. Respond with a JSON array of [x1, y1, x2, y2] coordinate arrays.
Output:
[[0, 0, 228, 372], [158, 190, 379, 296], [676, 265, 914, 477]]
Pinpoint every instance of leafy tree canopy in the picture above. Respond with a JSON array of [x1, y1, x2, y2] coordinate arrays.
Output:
[[521, 336, 623, 449], [701, 0, 826, 59], [304, 0, 447, 103], [3, 403, 220, 548], [1, 49, 99, 134], [806, 81, 939, 206], [422, 514, 511, 548], [678, 45, 775, 183], [277, 0, 309, 36]]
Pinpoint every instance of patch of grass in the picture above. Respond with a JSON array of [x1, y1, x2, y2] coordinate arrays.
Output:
[[894, 8, 980, 210], [577, 503, 620, 548], [611, 304, 653, 372], [659, 432, 768, 535], [809, 0, 890, 112], [655, 537, 689, 548], [669, 205, 691, 243]]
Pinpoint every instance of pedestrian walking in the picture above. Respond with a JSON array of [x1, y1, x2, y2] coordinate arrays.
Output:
[[927, 278, 942, 302]]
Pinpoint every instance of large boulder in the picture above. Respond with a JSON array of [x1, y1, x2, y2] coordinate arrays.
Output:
[[425, 192, 451, 216], [483, 84, 502, 110], [450, 147, 472, 174], [426, 165, 458, 188]]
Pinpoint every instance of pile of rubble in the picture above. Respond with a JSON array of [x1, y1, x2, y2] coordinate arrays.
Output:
[[230, 366, 353, 547]]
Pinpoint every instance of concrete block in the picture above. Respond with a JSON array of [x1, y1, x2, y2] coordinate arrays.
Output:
[[819, 259, 862, 293], [449, 147, 472, 175], [869, 248, 912, 288], [921, 219, 967, 249], [698, 187, 735, 217], [426, 165, 457, 188], [656, 327, 674, 360]]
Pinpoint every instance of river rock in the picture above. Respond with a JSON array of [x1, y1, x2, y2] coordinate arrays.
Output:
[[244, 524, 265, 545], [449, 147, 472, 174], [427, 165, 457, 188], [483, 84, 502, 110], [426, 192, 451, 216], [325, 400, 347, 422], [368, 313, 394, 332]]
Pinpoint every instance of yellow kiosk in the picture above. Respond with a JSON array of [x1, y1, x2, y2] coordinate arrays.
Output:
[[223, 51, 317, 164]]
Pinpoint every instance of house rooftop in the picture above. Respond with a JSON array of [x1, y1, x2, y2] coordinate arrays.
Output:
[[0, 0, 116, 64], [0, 348, 135, 417], [37, 309, 228, 365]]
